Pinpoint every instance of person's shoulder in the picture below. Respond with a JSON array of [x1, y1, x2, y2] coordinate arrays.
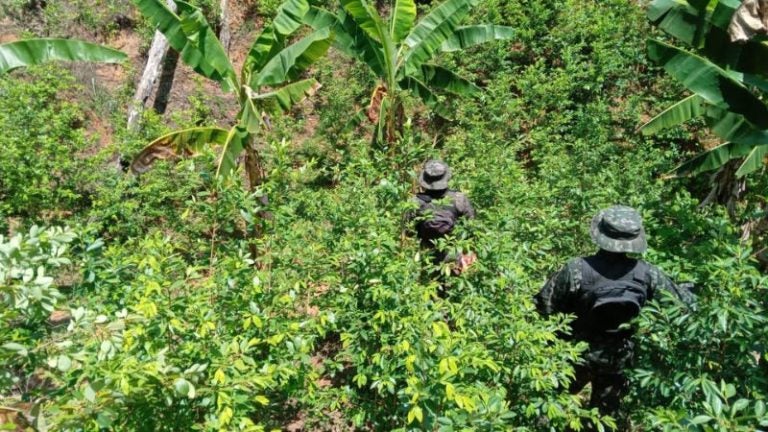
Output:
[[635, 258, 663, 274]]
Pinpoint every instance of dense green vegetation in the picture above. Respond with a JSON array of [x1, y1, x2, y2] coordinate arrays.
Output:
[[1, 0, 767, 430]]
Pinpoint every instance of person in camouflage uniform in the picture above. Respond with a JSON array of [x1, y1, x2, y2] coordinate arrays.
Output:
[[409, 160, 476, 277], [534, 206, 693, 428]]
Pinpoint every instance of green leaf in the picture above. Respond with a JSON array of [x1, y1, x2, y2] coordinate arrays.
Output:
[[732, 398, 750, 415], [735, 144, 768, 177], [705, 107, 768, 145], [667, 141, 755, 177], [243, 26, 286, 81], [690, 415, 712, 425], [251, 27, 333, 87], [272, 0, 310, 36], [130, 127, 230, 174], [56, 355, 72, 372], [414, 64, 480, 95], [390, 0, 417, 43], [440, 25, 515, 52], [647, 39, 768, 129], [2, 342, 28, 357], [84, 384, 97, 403], [305, 8, 386, 77], [341, 0, 386, 43], [403, 0, 477, 74], [647, 0, 704, 46], [399, 76, 454, 119], [407, 405, 423, 424], [639, 94, 707, 135], [250, 78, 321, 116], [216, 126, 249, 177], [0, 39, 126, 74], [174, 378, 193, 398], [755, 400, 766, 417], [133, 0, 237, 91]]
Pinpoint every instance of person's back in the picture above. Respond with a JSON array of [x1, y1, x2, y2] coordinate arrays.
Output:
[[408, 160, 476, 283], [534, 206, 692, 430]]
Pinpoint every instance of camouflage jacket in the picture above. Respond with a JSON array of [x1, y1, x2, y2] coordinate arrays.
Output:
[[412, 190, 475, 220], [534, 251, 694, 324]]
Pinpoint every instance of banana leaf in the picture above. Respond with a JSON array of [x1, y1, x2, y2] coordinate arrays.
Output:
[[303, 7, 386, 77], [667, 140, 755, 177], [400, 76, 454, 119], [251, 27, 333, 87], [216, 126, 249, 177], [0, 39, 126, 74], [249, 79, 321, 115], [130, 127, 230, 174], [133, 0, 237, 91], [639, 94, 706, 135], [647, 39, 768, 129], [272, 0, 310, 36], [413, 64, 480, 95], [390, 0, 417, 43], [403, 0, 476, 75], [440, 25, 515, 52], [243, 26, 286, 81], [705, 107, 768, 145], [341, 0, 387, 43], [735, 144, 768, 177]]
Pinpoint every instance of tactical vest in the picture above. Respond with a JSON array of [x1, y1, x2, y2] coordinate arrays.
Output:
[[572, 258, 650, 335], [414, 192, 460, 240]]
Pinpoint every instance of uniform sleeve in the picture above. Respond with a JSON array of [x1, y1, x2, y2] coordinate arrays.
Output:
[[453, 192, 476, 219], [534, 260, 580, 316], [647, 265, 695, 306]]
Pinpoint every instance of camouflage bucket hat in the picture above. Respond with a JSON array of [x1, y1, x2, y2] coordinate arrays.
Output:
[[418, 160, 451, 191], [590, 205, 647, 253]]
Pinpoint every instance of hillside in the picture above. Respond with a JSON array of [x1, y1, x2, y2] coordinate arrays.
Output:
[[1, 0, 767, 430]]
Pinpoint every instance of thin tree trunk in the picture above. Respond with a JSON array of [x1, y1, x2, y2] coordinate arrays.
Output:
[[152, 50, 179, 114], [127, 0, 176, 131], [219, 0, 232, 53]]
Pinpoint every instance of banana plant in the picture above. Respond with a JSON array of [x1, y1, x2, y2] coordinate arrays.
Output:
[[641, 0, 768, 178], [0, 38, 126, 74], [130, 0, 333, 190], [304, 0, 514, 145]]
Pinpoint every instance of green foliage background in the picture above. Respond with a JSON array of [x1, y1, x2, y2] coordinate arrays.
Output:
[[1, 0, 767, 430]]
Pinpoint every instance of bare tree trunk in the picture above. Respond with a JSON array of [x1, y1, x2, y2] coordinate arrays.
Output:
[[127, 0, 176, 131], [152, 50, 179, 114], [219, 0, 232, 53]]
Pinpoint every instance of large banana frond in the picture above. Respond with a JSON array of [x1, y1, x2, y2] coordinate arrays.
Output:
[[647, 0, 706, 46], [403, 0, 476, 75], [647, 39, 768, 129], [249, 79, 321, 116], [0, 39, 126, 74], [440, 25, 514, 52], [243, 27, 285, 81], [272, 0, 310, 36], [133, 0, 237, 91], [340, 0, 387, 43], [400, 76, 454, 119], [390, 0, 417, 44], [303, 7, 386, 76], [216, 126, 249, 177], [639, 94, 707, 135], [736, 144, 768, 177], [244, 0, 314, 80], [667, 140, 755, 178], [647, 0, 768, 76], [412, 64, 480, 95], [705, 107, 768, 145], [130, 127, 230, 174], [251, 27, 333, 87]]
